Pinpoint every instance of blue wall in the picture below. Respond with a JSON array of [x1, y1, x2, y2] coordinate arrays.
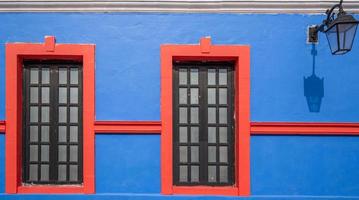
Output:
[[0, 13, 359, 199]]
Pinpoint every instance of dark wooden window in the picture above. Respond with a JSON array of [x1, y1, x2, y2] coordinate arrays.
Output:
[[23, 60, 83, 185], [173, 61, 235, 186]]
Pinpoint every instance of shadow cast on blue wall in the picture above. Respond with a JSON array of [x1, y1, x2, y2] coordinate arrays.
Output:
[[304, 44, 324, 113]]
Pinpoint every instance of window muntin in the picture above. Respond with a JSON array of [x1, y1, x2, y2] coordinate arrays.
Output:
[[23, 61, 83, 185], [173, 62, 235, 186]]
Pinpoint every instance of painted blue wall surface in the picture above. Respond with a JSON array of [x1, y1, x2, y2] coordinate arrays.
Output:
[[0, 13, 359, 199]]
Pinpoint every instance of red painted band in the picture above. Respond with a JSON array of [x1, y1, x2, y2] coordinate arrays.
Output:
[[0, 120, 5, 132], [94, 121, 161, 133]]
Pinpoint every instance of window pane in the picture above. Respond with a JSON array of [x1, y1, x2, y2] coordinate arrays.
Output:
[[219, 69, 227, 85], [219, 166, 228, 183], [59, 126, 67, 142], [30, 106, 38, 123], [219, 146, 228, 163], [70, 107, 78, 123], [208, 107, 216, 124], [58, 165, 67, 181], [208, 127, 216, 143], [41, 87, 50, 104], [30, 68, 39, 84], [190, 107, 198, 124], [179, 68, 187, 85], [179, 127, 187, 143], [179, 146, 187, 163], [191, 146, 199, 162], [219, 88, 227, 105], [179, 107, 187, 123], [30, 145, 38, 162], [208, 166, 217, 182], [207, 88, 216, 104], [41, 68, 50, 84], [58, 145, 67, 162], [70, 68, 79, 84], [70, 146, 78, 162], [208, 146, 216, 162], [70, 126, 78, 142], [191, 166, 199, 182], [219, 127, 227, 143], [208, 69, 216, 85], [41, 145, 49, 162], [190, 88, 198, 104], [190, 127, 199, 143], [190, 68, 198, 85], [70, 88, 78, 104], [70, 165, 78, 181], [41, 106, 50, 123], [219, 107, 227, 124], [179, 165, 188, 182], [30, 87, 38, 103], [59, 107, 67, 123], [41, 164, 49, 181], [29, 164, 38, 181], [59, 87, 67, 104], [30, 126, 38, 142], [41, 126, 49, 142], [179, 88, 187, 104], [59, 68, 67, 84]]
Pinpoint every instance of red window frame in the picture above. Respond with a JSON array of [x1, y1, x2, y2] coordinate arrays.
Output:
[[5, 36, 95, 194], [160, 37, 250, 196]]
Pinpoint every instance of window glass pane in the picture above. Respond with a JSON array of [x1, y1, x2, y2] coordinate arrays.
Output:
[[30, 106, 38, 123], [70, 126, 78, 142], [208, 69, 216, 85], [190, 68, 198, 85], [41, 106, 50, 123], [208, 127, 216, 143], [191, 146, 199, 162], [30, 87, 38, 103], [70, 88, 78, 104], [30, 68, 39, 84], [219, 146, 228, 163], [41, 126, 49, 142], [179, 88, 187, 104], [219, 88, 227, 105], [70, 68, 79, 84], [208, 166, 217, 182], [59, 87, 67, 104], [70, 165, 78, 181], [208, 146, 216, 162], [42, 87, 50, 104], [179, 165, 188, 182], [59, 126, 67, 142], [30, 126, 38, 142], [58, 145, 67, 162], [59, 68, 67, 84], [41, 68, 50, 84], [190, 127, 199, 143], [207, 88, 216, 104], [179, 107, 187, 123], [179, 146, 187, 163], [29, 164, 38, 181], [219, 127, 227, 143], [41, 145, 49, 162], [59, 107, 67, 123], [208, 107, 216, 124], [219, 69, 227, 85], [190, 88, 198, 104], [70, 146, 78, 162], [70, 107, 78, 123], [41, 164, 49, 181], [179, 68, 187, 85], [219, 166, 228, 183], [58, 165, 67, 181], [179, 127, 187, 143], [219, 107, 227, 124], [190, 107, 198, 124], [191, 166, 199, 182], [30, 145, 38, 162]]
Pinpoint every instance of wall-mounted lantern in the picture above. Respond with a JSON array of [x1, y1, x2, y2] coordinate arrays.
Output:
[[308, 0, 359, 55]]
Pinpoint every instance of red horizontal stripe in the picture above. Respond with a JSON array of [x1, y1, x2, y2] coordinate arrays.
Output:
[[94, 121, 161, 134], [17, 186, 83, 194], [0, 120, 5, 132]]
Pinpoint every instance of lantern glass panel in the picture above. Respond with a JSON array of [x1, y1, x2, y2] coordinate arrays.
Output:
[[325, 25, 339, 54], [338, 23, 358, 50]]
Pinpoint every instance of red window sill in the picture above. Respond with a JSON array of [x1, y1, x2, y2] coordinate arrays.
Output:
[[17, 186, 84, 194], [172, 186, 239, 196]]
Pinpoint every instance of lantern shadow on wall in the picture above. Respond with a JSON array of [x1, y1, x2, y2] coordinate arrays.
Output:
[[304, 44, 324, 113]]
